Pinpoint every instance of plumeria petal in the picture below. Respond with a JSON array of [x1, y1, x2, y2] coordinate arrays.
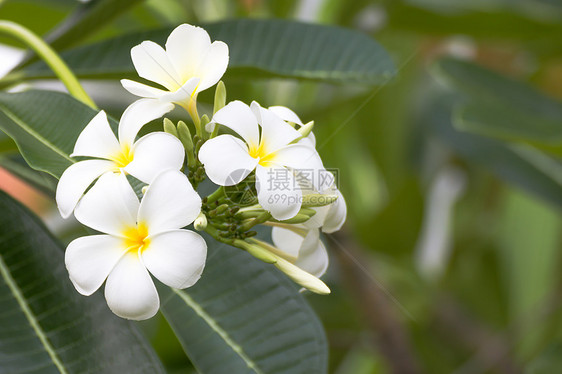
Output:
[[295, 229, 328, 277], [159, 77, 200, 104], [271, 226, 303, 259], [142, 229, 207, 289], [210, 101, 260, 148], [124, 132, 184, 184], [56, 159, 115, 218], [74, 172, 139, 236], [196, 41, 229, 92], [138, 170, 201, 235], [165, 24, 211, 83], [273, 144, 326, 190], [118, 99, 175, 147], [104, 252, 159, 320], [271, 226, 327, 277], [251, 102, 300, 154], [322, 189, 347, 233], [198, 134, 258, 186], [120, 79, 168, 98], [71, 111, 121, 159], [298, 132, 316, 148], [131, 40, 181, 91], [255, 164, 302, 220], [65, 235, 127, 296], [268, 105, 304, 126]]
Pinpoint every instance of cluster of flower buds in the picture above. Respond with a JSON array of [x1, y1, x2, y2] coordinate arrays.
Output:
[[55, 24, 346, 320]]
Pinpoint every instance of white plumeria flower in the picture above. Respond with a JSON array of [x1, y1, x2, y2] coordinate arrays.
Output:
[[65, 170, 207, 320], [56, 99, 184, 218], [199, 100, 325, 220], [121, 23, 228, 117]]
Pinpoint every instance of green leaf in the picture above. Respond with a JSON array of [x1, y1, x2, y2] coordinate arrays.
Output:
[[0, 190, 165, 373], [454, 102, 562, 155], [0, 90, 98, 178], [433, 57, 562, 154], [432, 57, 562, 117], [159, 236, 328, 374], [425, 94, 562, 211], [23, 19, 396, 85], [44, 0, 145, 51]]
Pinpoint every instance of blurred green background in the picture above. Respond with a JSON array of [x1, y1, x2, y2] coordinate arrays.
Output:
[[3, 0, 562, 373]]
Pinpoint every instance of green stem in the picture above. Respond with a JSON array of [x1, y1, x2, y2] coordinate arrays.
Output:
[[238, 211, 272, 232], [0, 21, 96, 109], [206, 186, 225, 205]]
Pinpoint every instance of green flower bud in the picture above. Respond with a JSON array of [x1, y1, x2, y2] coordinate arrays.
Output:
[[163, 118, 178, 137]]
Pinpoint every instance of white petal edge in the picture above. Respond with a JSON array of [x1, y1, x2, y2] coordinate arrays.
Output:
[[120, 79, 168, 98], [74, 172, 139, 236], [118, 99, 174, 147], [138, 170, 201, 235], [295, 229, 329, 278], [196, 41, 229, 92], [322, 189, 347, 233], [268, 105, 304, 126], [251, 102, 300, 154], [131, 40, 181, 91], [198, 134, 258, 186], [159, 77, 200, 105], [165, 24, 211, 84], [71, 111, 121, 159], [124, 132, 184, 184], [271, 226, 303, 259], [56, 159, 115, 219], [104, 252, 159, 320], [210, 101, 259, 148], [255, 164, 302, 220], [142, 229, 207, 289], [65, 235, 127, 296]]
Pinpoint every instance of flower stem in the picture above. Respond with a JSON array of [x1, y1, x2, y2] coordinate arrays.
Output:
[[205, 186, 225, 205], [0, 20, 96, 109]]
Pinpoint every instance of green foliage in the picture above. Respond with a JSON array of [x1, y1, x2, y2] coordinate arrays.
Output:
[[433, 57, 562, 155], [160, 240, 328, 374], [22, 19, 396, 85], [0, 90, 103, 178], [0, 190, 165, 373]]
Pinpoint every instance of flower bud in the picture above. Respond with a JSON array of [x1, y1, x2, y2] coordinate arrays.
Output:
[[214, 80, 226, 115], [163, 118, 178, 137], [297, 121, 314, 138], [177, 121, 194, 152], [244, 243, 277, 264], [274, 258, 330, 294], [193, 213, 207, 231], [301, 194, 338, 208]]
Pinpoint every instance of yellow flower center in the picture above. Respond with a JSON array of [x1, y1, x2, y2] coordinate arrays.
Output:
[[122, 222, 150, 253], [112, 143, 134, 168], [248, 141, 276, 166]]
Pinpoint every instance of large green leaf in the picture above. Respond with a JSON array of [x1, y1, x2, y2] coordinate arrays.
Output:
[[0, 90, 98, 178], [432, 57, 562, 117], [424, 94, 562, 211], [44, 0, 145, 51], [0, 190, 165, 373], [159, 235, 329, 374], [23, 19, 396, 85], [433, 57, 562, 154]]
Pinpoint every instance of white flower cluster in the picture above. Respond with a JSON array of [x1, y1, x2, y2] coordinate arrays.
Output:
[[56, 24, 346, 320]]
